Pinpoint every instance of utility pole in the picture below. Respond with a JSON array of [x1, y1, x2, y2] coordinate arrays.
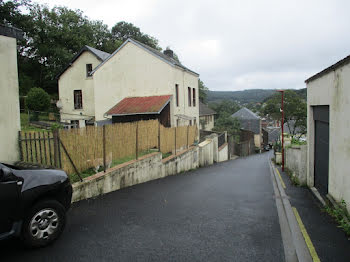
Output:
[[277, 90, 285, 171]]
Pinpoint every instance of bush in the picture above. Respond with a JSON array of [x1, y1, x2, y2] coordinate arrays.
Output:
[[26, 88, 51, 112]]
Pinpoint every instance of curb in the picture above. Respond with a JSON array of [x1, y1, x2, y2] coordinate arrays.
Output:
[[269, 160, 313, 262]]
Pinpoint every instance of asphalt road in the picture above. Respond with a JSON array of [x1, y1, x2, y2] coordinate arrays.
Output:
[[1, 152, 284, 262]]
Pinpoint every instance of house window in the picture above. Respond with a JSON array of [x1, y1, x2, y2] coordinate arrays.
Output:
[[175, 84, 179, 107], [194, 118, 196, 126], [86, 64, 92, 77], [193, 88, 196, 107], [188, 87, 191, 107], [74, 90, 83, 109], [177, 119, 180, 127], [189, 120, 192, 126]]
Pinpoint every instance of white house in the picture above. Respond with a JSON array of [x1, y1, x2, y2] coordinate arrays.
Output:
[[199, 101, 216, 131], [0, 25, 22, 162], [305, 54, 350, 212], [57, 39, 199, 129]]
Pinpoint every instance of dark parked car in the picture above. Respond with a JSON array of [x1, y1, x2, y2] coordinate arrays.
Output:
[[0, 162, 72, 247]]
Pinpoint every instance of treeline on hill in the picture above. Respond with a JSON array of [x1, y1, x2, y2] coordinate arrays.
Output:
[[207, 88, 306, 104], [1, 0, 204, 99]]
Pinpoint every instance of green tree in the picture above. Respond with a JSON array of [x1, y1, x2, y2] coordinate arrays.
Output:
[[198, 79, 209, 103], [262, 90, 307, 138], [213, 112, 241, 138], [111, 21, 160, 50], [209, 100, 240, 119]]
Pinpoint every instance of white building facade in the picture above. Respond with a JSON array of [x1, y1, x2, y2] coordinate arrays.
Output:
[[306, 55, 350, 212], [58, 39, 199, 129]]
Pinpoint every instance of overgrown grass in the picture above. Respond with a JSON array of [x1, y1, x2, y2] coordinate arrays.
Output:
[[20, 113, 46, 132], [69, 150, 157, 183], [69, 167, 103, 183], [291, 138, 307, 146], [323, 200, 350, 236], [162, 152, 172, 159], [284, 167, 301, 186]]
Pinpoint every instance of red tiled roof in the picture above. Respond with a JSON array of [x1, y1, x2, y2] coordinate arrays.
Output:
[[106, 95, 172, 115]]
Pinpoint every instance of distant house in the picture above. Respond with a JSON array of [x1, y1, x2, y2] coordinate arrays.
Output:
[[199, 101, 216, 131], [305, 54, 350, 212], [231, 107, 262, 148], [0, 25, 23, 162], [58, 39, 199, 129]]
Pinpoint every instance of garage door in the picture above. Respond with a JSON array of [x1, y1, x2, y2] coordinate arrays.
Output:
[[314, 106, 329, 195]]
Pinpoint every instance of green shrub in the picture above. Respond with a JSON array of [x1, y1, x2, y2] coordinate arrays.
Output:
[[26, 88, 51, 113]]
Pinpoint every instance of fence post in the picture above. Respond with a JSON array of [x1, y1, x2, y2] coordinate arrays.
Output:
[[158, 121, 161, 152], [103, 125, 106, 173], [136, 122, 139, 160], [18, 131, 23, 161], [53, 130, 59, 167], [174, 127, 177, 155], [57, 131, 62, 168], [187, 125, 189, 149]]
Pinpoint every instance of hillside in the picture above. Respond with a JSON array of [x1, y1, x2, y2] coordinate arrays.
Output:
[[207, 88, 306, 104]]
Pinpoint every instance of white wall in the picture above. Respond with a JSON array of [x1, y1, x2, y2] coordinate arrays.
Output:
[[218, 143, 228, 162], [200, 115, 215, 131], [307, 64, 350, 212], [93, 42, 199, 129], [0, 35, 20, 162], [58, 51, 101, 122]]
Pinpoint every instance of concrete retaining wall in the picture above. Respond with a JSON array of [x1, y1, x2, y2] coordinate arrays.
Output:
[[285, 145, 307, 185], [72, 134, 228, 202], [218, 143, 228, 162], [72, 146, 201, 202]]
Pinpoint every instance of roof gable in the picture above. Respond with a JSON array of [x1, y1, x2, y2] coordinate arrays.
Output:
[[199, 101, 216, 116], [106, 95, 172, 116], [231, 107, 260, 120], [91, 38, 199, 76], [57, 45, 110, 79], [305, 54, 350, 83]]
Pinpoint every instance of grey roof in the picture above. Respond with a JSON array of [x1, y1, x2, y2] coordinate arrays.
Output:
[[0, 25, 23, 39], [91, 38, 199, 76], [85, 45, 110, 61], [231, 107, 260, 120], [57, 45, 110, 79], [232, 107, 260, 134], [199, 101, 216, 116], [305, 54, 350, 83], [267, 127, 281, 143]]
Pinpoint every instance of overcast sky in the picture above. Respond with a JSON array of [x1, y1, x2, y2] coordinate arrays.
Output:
[[35, 0, 350, 91]]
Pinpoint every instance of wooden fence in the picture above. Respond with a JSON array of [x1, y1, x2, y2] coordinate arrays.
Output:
[[18, 120, 198, 175]]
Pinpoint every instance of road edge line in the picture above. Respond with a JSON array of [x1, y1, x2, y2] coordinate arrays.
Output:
[[275, 167, 286, 189], [292, 207, 321, 262]]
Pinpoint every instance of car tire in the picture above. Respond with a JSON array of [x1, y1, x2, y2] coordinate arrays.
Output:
[[21, 200, 66, 248]]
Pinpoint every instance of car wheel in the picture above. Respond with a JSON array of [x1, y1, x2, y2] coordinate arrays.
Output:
[[21, 200, 66, 248]]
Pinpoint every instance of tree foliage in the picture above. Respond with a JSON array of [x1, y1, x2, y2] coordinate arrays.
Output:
[[111, 21, 160, 50], [26, 87, 50, 112], [209, 100, 240, 119], [198, 79, 209, 103], [1, 1, 162, 96], [262, 90, 307, 137], [213, 112, 241, 136]]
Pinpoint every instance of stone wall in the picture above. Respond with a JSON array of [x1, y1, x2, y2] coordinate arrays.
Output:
[[285, 145, 307, 185]]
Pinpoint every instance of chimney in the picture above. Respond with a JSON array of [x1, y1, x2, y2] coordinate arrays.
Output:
[[163, 48, 173, 58]]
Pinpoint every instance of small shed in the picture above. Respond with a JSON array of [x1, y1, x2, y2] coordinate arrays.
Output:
[[106, 95, 171, 127]]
